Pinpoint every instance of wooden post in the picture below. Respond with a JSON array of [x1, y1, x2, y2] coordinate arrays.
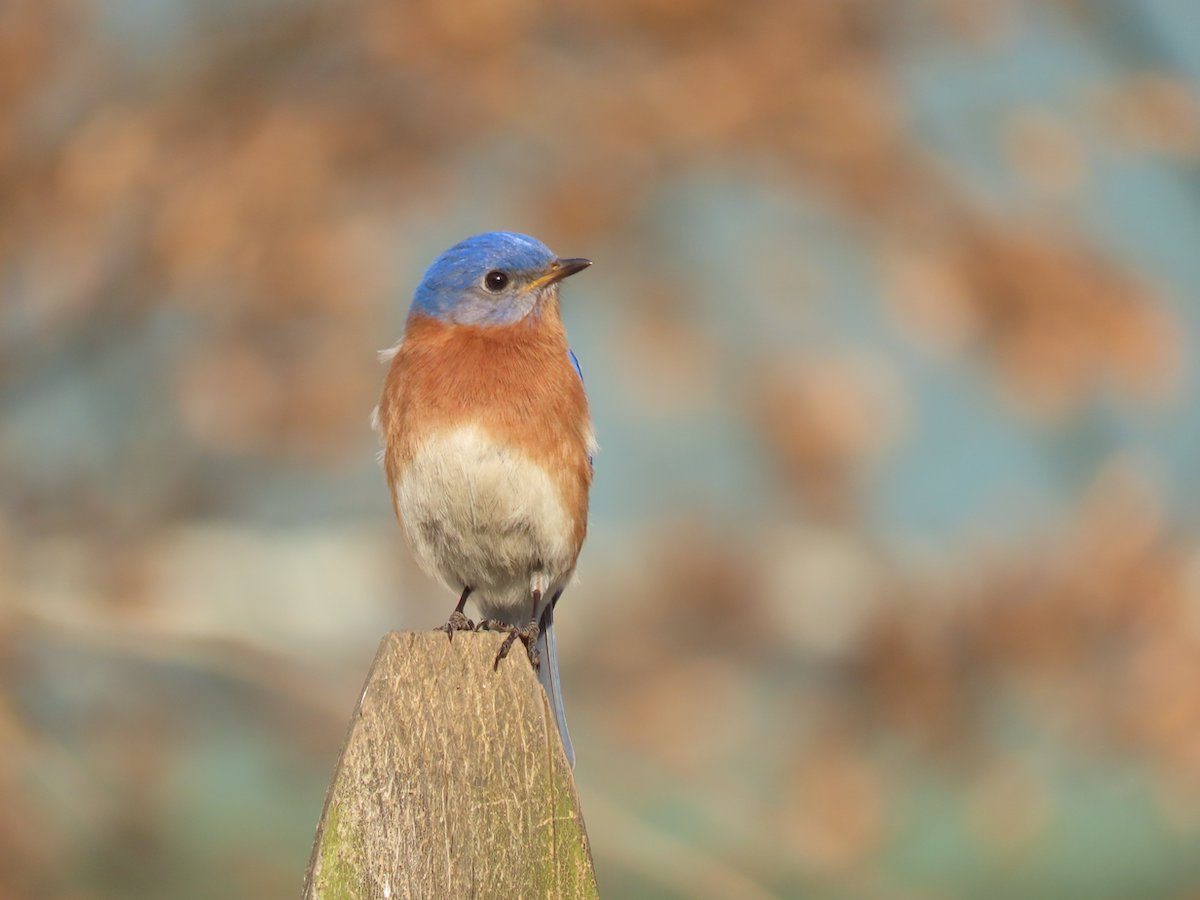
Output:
[[303, 631, 599, 899]]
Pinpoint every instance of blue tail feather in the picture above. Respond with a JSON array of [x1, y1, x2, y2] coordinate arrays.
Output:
[[535, 598, 574, 767]]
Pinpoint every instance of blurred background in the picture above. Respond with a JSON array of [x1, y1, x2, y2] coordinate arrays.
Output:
[[3, 0, 1200, 897]]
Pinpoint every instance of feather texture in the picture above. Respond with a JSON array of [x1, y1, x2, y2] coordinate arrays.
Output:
[[377, 305, 593, 622]]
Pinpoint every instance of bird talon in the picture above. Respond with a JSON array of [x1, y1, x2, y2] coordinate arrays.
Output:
[[439, 609, 474, 642], [493, 631, 517, 670], [489, 622, 540, 671]]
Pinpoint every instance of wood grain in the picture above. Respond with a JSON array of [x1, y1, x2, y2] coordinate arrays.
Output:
[[304, 631, 598, 899]]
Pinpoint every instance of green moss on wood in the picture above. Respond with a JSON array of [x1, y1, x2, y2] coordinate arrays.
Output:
[[311, 801, 365, 900]]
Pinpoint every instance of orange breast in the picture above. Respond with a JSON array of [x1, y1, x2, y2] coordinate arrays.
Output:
[[377, 308, 593, 554]]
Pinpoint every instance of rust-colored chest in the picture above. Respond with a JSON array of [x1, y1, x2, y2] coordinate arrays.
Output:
[[377, 311, 593, 548]]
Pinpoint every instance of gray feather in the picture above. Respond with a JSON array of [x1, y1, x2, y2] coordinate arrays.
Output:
[[535, 598, 574, 767]]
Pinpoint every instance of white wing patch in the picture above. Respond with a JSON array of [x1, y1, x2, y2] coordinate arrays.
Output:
[[369, 404, 386, 465]]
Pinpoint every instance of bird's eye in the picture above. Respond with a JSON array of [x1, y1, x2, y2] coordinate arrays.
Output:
[[483, 270, 509, 292]]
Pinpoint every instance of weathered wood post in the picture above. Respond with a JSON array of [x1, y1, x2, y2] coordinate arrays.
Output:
[[303, 631, 599, 899]]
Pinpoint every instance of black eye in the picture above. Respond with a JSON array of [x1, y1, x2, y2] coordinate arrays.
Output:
[[484, 270, 509, 292]]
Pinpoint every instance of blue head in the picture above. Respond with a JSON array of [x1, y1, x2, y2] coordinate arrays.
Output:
[[410, 232, 591, 326]]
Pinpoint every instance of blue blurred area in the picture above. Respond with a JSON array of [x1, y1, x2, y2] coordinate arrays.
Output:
[[3, 1, 1200, 897]]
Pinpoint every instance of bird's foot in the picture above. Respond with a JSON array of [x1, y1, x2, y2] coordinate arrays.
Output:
[[477, 619, 540, 671], [438, 609, 474, 642]]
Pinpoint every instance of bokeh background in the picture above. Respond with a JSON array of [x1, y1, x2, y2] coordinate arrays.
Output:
[[3, 1, 1200, 897]]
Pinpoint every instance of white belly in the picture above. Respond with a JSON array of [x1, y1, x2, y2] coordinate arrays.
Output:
[[395, 425, 576, 622]]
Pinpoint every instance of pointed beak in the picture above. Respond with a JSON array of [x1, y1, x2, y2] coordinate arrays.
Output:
[[533, 257, 592, 289]]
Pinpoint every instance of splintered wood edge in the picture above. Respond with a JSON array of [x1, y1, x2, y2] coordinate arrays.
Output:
[[303, 631, 598, 899]]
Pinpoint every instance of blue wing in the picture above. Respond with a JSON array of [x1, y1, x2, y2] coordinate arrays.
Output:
[[538, 351, 589, 765], [567, 349, 593, 469]]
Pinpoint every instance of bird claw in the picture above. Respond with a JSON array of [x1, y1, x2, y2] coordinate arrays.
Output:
[[439, 609, 474, 642], [478, 619, 540, 672]]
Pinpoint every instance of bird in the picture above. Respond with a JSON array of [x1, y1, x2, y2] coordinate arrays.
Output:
[[373, 231, 595, 766]]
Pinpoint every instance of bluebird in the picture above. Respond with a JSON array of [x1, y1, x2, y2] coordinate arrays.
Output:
[[374, 232, 594, 765]]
